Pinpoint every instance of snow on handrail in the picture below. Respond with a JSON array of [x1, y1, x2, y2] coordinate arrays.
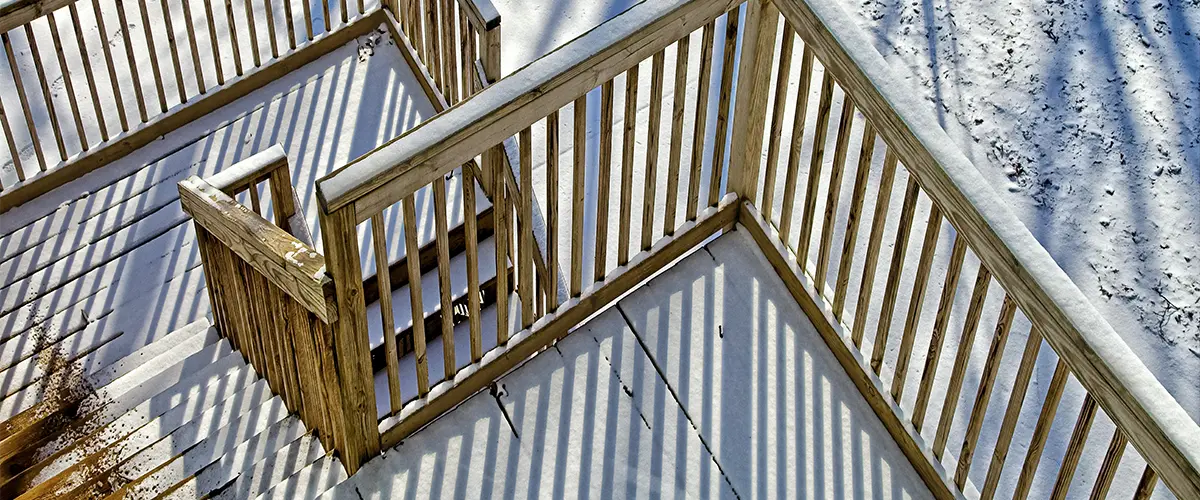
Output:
[[771, 0, 1200, 495]]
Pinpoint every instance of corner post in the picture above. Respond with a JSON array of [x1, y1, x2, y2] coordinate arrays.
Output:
[[316, 202, 381, 473], [727, 0, 779, 207]]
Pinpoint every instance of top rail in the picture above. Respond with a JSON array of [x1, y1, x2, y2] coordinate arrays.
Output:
[[0, 0, 69, 32], [767, 0, 1200, 495], [456, 0, 500, 31], [315, 0, 740, 216]]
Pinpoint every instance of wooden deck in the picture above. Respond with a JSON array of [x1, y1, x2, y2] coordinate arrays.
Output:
[[0, 29, 437, 498]]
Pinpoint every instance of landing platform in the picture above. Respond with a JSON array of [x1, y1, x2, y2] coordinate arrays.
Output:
[[334, 230, 930, 499]]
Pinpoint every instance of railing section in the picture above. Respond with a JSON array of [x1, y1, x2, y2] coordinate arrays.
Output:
[[388, 0, 501, 107]]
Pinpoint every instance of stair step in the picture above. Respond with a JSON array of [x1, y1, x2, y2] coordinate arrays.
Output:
[[187, 432, 325, 500], [255, 454, 348, 500]]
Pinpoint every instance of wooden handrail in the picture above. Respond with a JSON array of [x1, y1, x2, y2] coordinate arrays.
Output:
[[0, 0, 69, 32], [456, 0, 500, 31], [315, 0, 740, 217], [767, 0, 1200, 495]]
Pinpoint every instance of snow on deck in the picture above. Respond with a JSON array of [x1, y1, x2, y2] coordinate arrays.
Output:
[[0, 26, 436, 414], [337, 230, 930, 499]]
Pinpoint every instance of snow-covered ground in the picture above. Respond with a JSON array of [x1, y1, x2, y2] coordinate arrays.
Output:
[[492, 0, 1200, 422]]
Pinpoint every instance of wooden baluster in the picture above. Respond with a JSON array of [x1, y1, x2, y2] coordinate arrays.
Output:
[[832, 123, 876, 317], [282, 0, 296, 49], [492, 144, 509, 344], [406, 0, 422, 61], [564, 96, 587, 298], [463, 167, 483, 362], [248, 181, 262, 214], [423, 0, 438, 87], [244, 0, 262, 66], [795, 71, 834, 261], [850, 149, 896, 347], [641, 49, 664, 252], [814, 96, 854, 285], [1088, 430, 1126, 499], [402, 195, 431, 395], [157, 0, 188, 103], [370, 214, 403, 413], [300, 0, 313, 41], [356, 0, 364, 20], [868, 177, 918, 373], [264, 0, 279, 58], [707, 8, 738, 208], [594, 80, 614, 282], [663, 36, 689, 237], [45, 14, 89, 151], [546, 110, 560, 310], [1132, 465, 1157, 500], [0, 72, 22, 181], [441, 0, 455, 102], [932, 264, 993, 454], [135, 0, 169, 112], [89, 0, 130, 130], [68, 4, 109, 141], [892, 205, 948, 404], [322, 0, 331, 33], [113, 2, 151, 123], [981, 327, 1045, 500], [778, 47, 814, 242], [617, 64, 638, 266], [1012, 358, 1071, 500], [3, 34, 45, 172], [518, 127, 534, 328], [760, 26, 794, 221], [203, 0, 225, 85], [726, 0, 776, 207], [955, 294, 1017, 488], [685, 21, 714, 221], [433, 177, 456, 377], [224, 0, 244, 76], [1048, 395, 1098, 500], [179, 0, 208, 95], [459, 8, 470, 98]]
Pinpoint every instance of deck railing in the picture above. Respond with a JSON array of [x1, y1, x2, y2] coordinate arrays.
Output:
[[184, 0, 1200, 494], [0, 0, 497, 211]]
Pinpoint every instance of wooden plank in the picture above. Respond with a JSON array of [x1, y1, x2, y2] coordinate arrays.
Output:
[[67, 4, 109, 140], [379, 198, 737, 450], [594, 79, 614, 282], [795, 71, 833, 260], [954, 293, 1016, 488], [546, 109, 560, 309], [738, 201, 959, 500], [868, 177, 918, 373], [264, 0, 279, 57], [518, 126, 534, 327], [402, 195, 431, 395], [244, 0, 261, 66], [774, 1, 1200, 493], [178, 176, 332, 322], [684, 20, 714, 221], [1, 11, 382, 213], [727, 0, 777, 207], [981, 327, 1045, 500], [891, 204, 947, 404], [1012, 358, 1071, 500], [158, 0, 188, 102], [463, 167, 483, 361], [832, 121, 876, 317], [777, 46, 813, 242], [849, 148, 895, 346], [1132, 465, 1157, 500], [492, 142, 508, 344], [757, 23, 791, 218], [570, 96, 585, 297], [1048, 394, 1098, 500], [135, 0, 169, 112], [813, 96, 854, 285], [179, 0, 208, 94], [706, 7, 738, 208], [282, 0, 296, 49], [617, 64, 638, 265], [932, 264, 992, 456], [663, 36, 689, 236], [641, 49, 665, 251], [371, 213, 403, 414], [224, 0, 243, 75], [203, 0, 225, 84], [433, 176, 457, 377], [2, 32, 46, 170], [316, 203, 381, 473], [25, 23, 67, 158]]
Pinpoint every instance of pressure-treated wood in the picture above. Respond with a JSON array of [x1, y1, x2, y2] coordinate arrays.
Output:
[[618, 65, 638, 265], [932, 264, 992, 456], [664, 36, 689, 236], [850, 148, 895, 346], [571, 96, 586, 297], [2, 32, 46, 170], [402, 195, 432, 395], [433, 177, 457, 377], [1012, 358, 1070, 500], [463, 166, 484, 361], [24, 24, 66, 160], [981, 327, 1044, 500], [727, 0, 778, 208], [832, 122, 876, 317], [795, 71, 833, 259], [777, 46, 813, 243], [639, 50, 665, 251], [157, 0, 188, 103], [813, 96, 854, 285], [67, 3, 108, 140], [869, 177, 918, 373], [685, 20, 714, 221], [492, 142, 509, 344], [518, 127, 534, 327], [954, 294, 1016, 488], [546, 109, 560, 309], [594, 79, 614, 281], [1049, 394, 1097, 500], [371, 213, 404, 413], [179, 0, 207, 94], [706, 8, 738, 208], [135, 0, 169, 112], [891, 204, 946, 404], [757, 23, 791, 218]]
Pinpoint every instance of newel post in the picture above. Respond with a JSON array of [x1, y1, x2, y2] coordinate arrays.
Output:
[[316, 202, 381, 473], [727, 0, 780, 206]]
